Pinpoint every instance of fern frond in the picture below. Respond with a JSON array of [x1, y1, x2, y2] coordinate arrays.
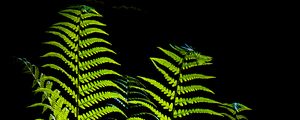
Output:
[[79, 28, 108, 37], [60, 9, 82, 16], [175, 97, 220, 106], [127, 117, 146, 120], [79, 38, 111, 48], [28, 103, 54, 112], [179, 73, 215, 83], [137, 76, 175, 100], [58, 12, 80, 23], [150, 57, 180, 75], [78, 105, 126, 120], [43, 41, 77, 62], [79, 47, 116, 59], [157, 47, 182, 64], [46, 31, 78, 52], [42, 64, 77, 86], [80, 20, 106, 28], [218, 105, 236, 114], [79, 69, 121, 83], [80, 12, 102, 19], [182, 60, 212, 70], [53, 22, 79, 32], [169, 44, 188, 55], [78, 92, 127, 109], [177, 85, 215, 95], [129, 112, 159, 120], [128, 98, 157, 108], [41, 52, 78, 74], [131, 86, 173, 112], [129, 101, 171, 120], [149, 61, 177, 87], [173, 109, 223, 118], [79, 57, 120, 71], [50, 25, 79, 42], [237, 103, 252, 112], [79, 80, 126, 96], [41, 76, 77, 99]]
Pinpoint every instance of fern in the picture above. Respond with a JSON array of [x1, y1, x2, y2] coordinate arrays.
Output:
[[135, 44, 224, 119], [25, 5, 126, 119]]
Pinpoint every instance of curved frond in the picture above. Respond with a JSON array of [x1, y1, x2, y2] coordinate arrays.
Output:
[[79, 69, 121, 83], [43, 41, 77, 62], [41, 52, 78, 74], [42, 64, 77, 86], [46, 31, 78, 52], [58, 12, 80, 23], [180, 73, 215, 83], [50, 25, 79, 42], [79, 38, 111, 48], [78, 92, 127, 109], [175, 97, 221, 106], [127, 117, 146, 120], [129, 101, 171, 120], [137, 76, 175, 100], [237, 115, 248, 120], [79, 28, 108, 37], [53, 22, 79, 32], [79, 47, 116, 59], [131, 86, 173, 112], [221, 113, 236, 120], [41, 76, 77, 99], [79, 57, 120, 71], [79, 80, 126, 96], [150, 57, 180, 75], [177, 85, 215, 95], [78, 105, 126, 120], [80, 20, 106, 28], [157, 47, 182, 64]]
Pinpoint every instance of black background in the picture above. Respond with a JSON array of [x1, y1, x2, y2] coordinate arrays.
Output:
[[2, 0, 295, 119]]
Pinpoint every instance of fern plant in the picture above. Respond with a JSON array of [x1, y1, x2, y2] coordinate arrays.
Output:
[[17, 4, 253, 120], [131, 44, 224, 119], [24, 5, 127, 120]]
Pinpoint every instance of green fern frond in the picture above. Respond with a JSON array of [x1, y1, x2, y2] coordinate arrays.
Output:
[[237, 103, 252, 112], [53, 22, 79, 32], [127, 117, 145, 120], [79, 57, 120, 71], [157, 47, 182, 64], [131, 86, 173, 112], [79, 80, 126, 96], [42, 64, 77, 86], [173, 108, 223, 118], [46, 31, 78, 51], [179, 73, 215, 83], [79, 28, 108, 37], [80, 20, 106, 28], [41, 52, 78, 74], [149, 60, 177, 87], [79, 38, 111, 48], [50, 25, 79, 42], [60, 9, 82, 16], [41, 76, 77, 99], [80, 12, 102, 19], [43, 41, 77, 62], [169, 44, 188, 56], [78, 92, 127, 109], [150, 57, 180, 75], [175, 97, 220, 106], [78, 105, 126, 120], [58, 12, 80, 23], [182, 60, 212, 70], [79, 69, 121, 83], [177, 85, 215, 95], [129, 101, 171, 120], [137, 76, 175, 100], [79, 47, 116, 59], [28, 103, 54, 112]]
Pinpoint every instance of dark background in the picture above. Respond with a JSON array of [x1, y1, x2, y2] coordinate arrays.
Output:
[[2, 0, 294, 119]]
